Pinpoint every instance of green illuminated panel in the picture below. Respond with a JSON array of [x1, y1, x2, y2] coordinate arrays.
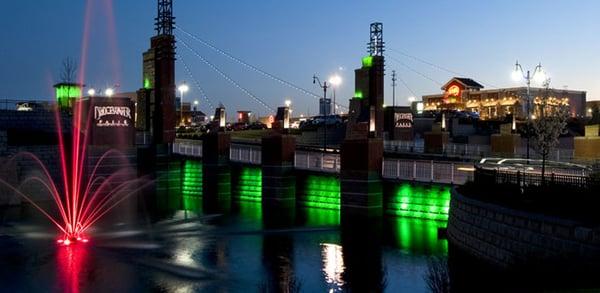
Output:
[[362, 56, 373, 68], [182, 160, 202, 211], [234, 167, 262, 202], [300, 175, 340, 210], [386, 183, 450, 222], [354, 90, 364, 99], [144, 78, 152, 89], [55, 84, 82, 108], [390, 217, 448, 255]]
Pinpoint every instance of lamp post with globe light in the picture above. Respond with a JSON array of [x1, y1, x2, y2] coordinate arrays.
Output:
[[178, 82, 189, 126], [511, 61, 546, 161]]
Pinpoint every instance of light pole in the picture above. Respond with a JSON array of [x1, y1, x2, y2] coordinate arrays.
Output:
[[328, 74, 342, 115], [512, 61, 546, 162], [392, 70, 397, 107], [313, 75, 330, 151], [178, 82, 189, 126]]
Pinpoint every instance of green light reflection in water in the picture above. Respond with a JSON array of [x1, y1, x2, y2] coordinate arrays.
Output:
[[389, 217, 448, 255], [387, 183, 450, 222], [302, 207, 340, 227]]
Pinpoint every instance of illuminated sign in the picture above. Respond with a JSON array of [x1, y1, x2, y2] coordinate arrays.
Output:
[[394, 112, 413, 128], [447, 85, 461, 97], [94, 106, 132, 127]]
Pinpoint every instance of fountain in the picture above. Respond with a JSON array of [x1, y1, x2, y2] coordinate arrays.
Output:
[[0, 99, 151, 245]]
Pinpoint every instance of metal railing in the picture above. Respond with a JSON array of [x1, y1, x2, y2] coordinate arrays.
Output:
[[172, 140, 203, 157], [230, 143, 262, 165], [475, 166, 596, 189], [294, 150, 340, 173], [382, 158, 475, 185]]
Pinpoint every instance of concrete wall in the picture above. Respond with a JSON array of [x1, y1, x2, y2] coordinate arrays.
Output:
[[448, 189, 600, 269]]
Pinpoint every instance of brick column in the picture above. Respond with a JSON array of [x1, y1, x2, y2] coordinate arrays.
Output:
[[261, 133, 296, 210], [202, 131, 231, 212], [340, 137, 383, 218]]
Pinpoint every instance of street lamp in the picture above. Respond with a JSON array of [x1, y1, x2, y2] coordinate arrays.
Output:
[[511, 60, 546, 161], [87, 88, 96, 97], [285, 99, 292, 108], [178, 82, 189, 126], [408, 96, 416, 103], [329, 74, 342, 114]]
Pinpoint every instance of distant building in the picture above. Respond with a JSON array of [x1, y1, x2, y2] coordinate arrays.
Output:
[[586, 100, 600, 117], [319, 98, 332, 116], [422, 77, 586, 120], [237, 111, 252, 123]]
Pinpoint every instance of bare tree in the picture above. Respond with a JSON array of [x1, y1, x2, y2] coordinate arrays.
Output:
[[531, 80, 570, 181], [60, 57, 78, 83]]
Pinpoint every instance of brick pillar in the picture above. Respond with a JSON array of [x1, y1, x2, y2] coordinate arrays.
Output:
[[202, 131, 231, 212], [340, 137, 383, 217], [261, 133, 296, 210]]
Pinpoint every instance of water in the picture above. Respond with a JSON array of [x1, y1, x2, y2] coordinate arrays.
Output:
[[0, 198, 447, 292]]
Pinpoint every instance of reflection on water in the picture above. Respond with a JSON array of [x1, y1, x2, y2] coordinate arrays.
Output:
[[56, 244, 88, 293], [387, 217, 447, 255], [321, 243, 345, 292]]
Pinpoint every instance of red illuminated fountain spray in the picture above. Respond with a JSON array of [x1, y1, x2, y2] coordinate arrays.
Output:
[[0, 104, 151, 246]]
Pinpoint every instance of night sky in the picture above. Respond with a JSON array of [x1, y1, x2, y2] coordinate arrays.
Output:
[[1, 0, 599, 116]]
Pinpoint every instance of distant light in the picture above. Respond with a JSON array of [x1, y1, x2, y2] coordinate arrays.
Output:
[[383, 104, 387, 108], [63, 239, 71, 246], [589, 108, 593, 113], [408, 96, 416, 103], [285, 99, 292, 107], [105, 88, 114, 97], [329, 74, 342, 87], [194, 100, 199, 105], [87, 88, 96, 97], [178, 82, 189, 93]]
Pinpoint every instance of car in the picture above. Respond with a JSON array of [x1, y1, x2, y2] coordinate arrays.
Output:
[[248, 122, 267, 130]]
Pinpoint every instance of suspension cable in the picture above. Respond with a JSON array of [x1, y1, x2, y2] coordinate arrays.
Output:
[[178, 36, 275, 113], [176, 25, 348, 111], [177, 55, 215, 110]]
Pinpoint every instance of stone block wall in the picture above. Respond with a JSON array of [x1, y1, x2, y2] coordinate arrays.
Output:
[[448, 189, 600, 269]]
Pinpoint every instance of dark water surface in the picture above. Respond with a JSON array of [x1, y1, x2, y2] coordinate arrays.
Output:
[[0, 199, 448, 293]]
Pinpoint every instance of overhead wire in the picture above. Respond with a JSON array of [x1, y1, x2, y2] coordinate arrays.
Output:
[[387, 47, 499, 89]]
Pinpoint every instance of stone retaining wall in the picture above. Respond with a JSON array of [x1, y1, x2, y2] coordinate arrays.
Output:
[[448, 189, 600, 269]]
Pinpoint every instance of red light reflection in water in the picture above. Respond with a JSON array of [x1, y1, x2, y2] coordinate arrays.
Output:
[[56, 244, 88, 293]]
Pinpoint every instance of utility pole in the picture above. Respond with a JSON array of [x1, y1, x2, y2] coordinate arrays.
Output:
[[391, 70, 397, 107], [313, 75, 330, 152]]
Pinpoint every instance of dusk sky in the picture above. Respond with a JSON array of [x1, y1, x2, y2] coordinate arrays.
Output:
[[1, 0, 599, 116]]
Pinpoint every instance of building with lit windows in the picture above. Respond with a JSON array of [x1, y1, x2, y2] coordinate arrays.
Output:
[[422, 77, 586, 120]]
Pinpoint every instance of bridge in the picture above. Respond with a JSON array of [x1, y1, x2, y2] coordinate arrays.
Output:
[[172, 138, 476, 185]]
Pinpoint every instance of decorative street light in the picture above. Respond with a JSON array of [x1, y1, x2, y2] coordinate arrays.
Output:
[[178, 82, 189, 126], [328, 74, 342, 114], [511, 60, 546, 161]]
